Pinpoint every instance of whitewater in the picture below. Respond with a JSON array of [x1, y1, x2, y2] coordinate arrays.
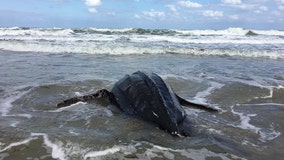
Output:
[[0, 27, 284, 160], [0, 27, 284, 59]]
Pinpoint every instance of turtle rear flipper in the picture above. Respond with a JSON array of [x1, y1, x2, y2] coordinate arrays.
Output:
[[175, 94, 218, 112]]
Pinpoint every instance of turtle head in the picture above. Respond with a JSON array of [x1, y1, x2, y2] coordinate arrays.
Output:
[[178, 116, 193, 137], [96, 89, 111, 98]]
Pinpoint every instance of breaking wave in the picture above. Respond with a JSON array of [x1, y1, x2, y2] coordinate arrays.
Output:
[[1, 27, 283, 36], [0, 27, 283, 59]]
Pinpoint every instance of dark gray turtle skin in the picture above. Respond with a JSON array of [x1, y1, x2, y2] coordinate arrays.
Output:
[[111, 71, 187, 135], [57, 71, 217, 136]]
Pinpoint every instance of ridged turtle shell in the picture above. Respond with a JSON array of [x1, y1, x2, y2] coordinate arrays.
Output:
[[111, 71, 186, 134]]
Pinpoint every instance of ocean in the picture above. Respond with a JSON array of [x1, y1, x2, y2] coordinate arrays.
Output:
[[0, 27, 283, 160]]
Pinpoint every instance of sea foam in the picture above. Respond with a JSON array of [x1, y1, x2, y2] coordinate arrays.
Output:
[[230, 105, 281, 142], [50, 101, 87, 112], [84, 146, 121, 159], [0, 88, 32, 117], [0, 137, 38, 153], [31, 133, 66, 160], [83, 141, 245, 160], [0, 27, 283, 59]]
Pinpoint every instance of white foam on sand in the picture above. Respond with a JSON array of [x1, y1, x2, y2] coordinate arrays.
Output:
[[68, 129, 80, 136], [234, 81, 284, 100], [10, 121, 20, 127], [0, 137, 38, 153], [259, 85, 284, 99], [230, 106, 281, 142], [259, 124, 282, 142], [143, 142, 245, 160], [83, 141, 246, 160], [230, 106, 261, 133], [1, 134, 89, 160], [84, 146, 121, 160], [240, 103, 284, 107], [141, 141, 246, 160], [31, 133, 66, 160], [0, 136, 245, 160], [260, 86, 274, 99]]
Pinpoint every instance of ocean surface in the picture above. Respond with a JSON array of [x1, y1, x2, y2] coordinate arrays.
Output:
[[0, 27, 284, 160]]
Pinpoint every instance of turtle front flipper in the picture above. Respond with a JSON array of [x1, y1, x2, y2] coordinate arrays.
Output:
[[56, 93, 98, 108], [56, 89, 113, 108], [57, 97, 83, 108]]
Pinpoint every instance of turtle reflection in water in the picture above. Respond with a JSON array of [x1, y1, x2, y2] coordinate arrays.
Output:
[[57, 71, 218, 136]]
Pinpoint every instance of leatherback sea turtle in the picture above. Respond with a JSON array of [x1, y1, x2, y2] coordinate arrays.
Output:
[[57, 71, 217, 136]]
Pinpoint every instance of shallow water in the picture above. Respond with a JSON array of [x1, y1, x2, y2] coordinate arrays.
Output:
[[0, 49, 283, 160]]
